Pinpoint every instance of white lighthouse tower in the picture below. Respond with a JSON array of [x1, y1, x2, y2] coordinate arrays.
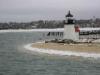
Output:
[[63, 11, 79, 41]]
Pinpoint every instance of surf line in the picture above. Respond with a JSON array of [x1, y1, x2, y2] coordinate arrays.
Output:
[[24, 43, 100, 59]]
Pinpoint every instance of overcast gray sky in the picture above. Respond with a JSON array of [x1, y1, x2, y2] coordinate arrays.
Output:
[[0, 0, 100, 22]]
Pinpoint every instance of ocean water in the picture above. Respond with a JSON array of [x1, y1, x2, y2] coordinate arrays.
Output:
[[0, 31, 100, 75]]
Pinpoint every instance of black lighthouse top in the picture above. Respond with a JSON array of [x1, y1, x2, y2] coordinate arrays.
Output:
[[66, 11, 73, 17], [64, 11, 74, 24]]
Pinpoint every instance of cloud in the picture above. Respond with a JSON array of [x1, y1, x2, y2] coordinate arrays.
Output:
[[0, 0, 100, 22]]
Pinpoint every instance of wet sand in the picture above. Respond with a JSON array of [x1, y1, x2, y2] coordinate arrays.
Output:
[[32, 43, 100, 53]]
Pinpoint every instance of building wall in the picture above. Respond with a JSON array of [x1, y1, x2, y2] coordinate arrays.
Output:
[[64, 24, 79, 41]]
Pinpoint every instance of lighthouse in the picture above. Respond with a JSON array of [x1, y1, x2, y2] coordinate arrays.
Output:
[[63, 11, 79, 41]]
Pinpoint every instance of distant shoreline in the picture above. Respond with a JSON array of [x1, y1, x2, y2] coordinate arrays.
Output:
[[0, 28, 63, 33], [24, 42, 100, 59]]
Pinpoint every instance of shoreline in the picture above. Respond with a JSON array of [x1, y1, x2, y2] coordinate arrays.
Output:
[[24, 43, 100, 59], [32, 42, 100, 53], [0, 28, 63, 33]]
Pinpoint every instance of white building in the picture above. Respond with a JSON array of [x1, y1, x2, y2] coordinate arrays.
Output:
[[63, 11, 79, 41]]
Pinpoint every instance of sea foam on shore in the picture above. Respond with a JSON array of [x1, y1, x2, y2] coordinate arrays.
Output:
[[0, 28, 64, 33], [24, 43, 100, 59]]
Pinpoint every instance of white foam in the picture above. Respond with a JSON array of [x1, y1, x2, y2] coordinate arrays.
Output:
[[24, 43, 100, 59], [1, 27, 100, 33], [0, 28, 64, 33]]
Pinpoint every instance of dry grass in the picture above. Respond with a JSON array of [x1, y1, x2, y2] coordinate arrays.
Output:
[[32, 43, 100, 53]]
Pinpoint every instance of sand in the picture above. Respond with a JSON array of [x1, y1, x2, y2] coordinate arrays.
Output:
[[32, 43, 100, 53]]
